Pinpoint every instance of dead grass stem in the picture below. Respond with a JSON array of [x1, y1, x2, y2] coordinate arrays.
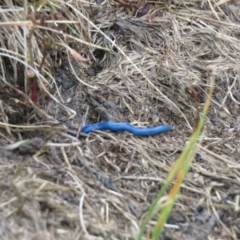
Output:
[[0, 0, 240, 239]]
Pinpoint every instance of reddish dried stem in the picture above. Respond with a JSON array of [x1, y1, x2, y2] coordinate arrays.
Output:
[[31, 78, 37, 102], [114, 0, 137, 9], [114, 0, 149, 17], [30, 48, 47, 102]]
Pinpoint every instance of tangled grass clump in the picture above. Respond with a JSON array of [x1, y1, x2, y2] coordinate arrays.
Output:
[[0, 0, 240, 239]]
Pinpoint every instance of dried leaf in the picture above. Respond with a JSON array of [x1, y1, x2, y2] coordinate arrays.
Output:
[[136, 3, 149, 17], [69, 47, 90, 62], [25, 69, 36, 78]]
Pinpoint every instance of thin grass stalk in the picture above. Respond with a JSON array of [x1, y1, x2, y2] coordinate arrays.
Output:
[[137, 75, 215, 240]]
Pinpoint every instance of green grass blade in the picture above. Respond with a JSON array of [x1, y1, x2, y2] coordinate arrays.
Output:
[[137, 76, 215, 240]]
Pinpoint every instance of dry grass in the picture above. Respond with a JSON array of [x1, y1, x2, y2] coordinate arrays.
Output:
[[0, 0, 240, 239]]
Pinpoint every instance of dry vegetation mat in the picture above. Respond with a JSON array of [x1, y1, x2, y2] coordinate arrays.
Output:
[[0, 0, 240, 239]]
